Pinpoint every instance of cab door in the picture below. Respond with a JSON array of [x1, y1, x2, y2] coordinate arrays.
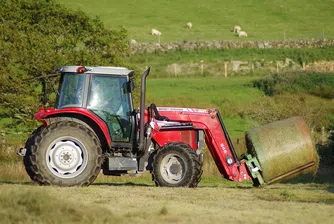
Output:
[[87, 74, 134, 142]]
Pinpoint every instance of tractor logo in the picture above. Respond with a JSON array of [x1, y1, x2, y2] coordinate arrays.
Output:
[[220, 143, 227, 154]]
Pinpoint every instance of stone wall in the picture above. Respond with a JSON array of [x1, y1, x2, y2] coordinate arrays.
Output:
[[129, 39, 334, 54], [163, 59, 300, 77], [161, 60, 334, 77]]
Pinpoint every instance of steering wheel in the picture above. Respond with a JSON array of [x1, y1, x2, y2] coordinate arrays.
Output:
[[102, 110, 125, 141]]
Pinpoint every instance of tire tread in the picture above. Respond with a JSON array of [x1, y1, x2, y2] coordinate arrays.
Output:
[[152, 142, 203, 188], [24, 121, 102, 186]]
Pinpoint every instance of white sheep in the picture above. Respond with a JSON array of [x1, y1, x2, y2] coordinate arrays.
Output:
[[237, 31, 248, 37], [184, 22, 192, 29], [234, 25, 241, 33], [130, 39, 137, 44], [151, 28, 161, 36]]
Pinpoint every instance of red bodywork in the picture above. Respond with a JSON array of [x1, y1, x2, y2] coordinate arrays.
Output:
[[34, 106, 250, 183], [151, 107, 250, 182], [34, 107, 112, 146]]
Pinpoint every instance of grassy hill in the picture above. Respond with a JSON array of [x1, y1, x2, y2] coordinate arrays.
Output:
[[56, 0, 334, 42]]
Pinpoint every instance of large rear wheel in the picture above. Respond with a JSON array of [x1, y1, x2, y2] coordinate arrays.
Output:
[[24, 121, 103, 186], [152, 142, 202, 188]]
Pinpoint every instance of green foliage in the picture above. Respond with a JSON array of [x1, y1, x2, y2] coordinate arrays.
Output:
[[247, 72, 334, 142], [241, 94, 330, 130], [317, 130, 334, 167], [253, 72, 334, 99], [0, 0, 128, 128]]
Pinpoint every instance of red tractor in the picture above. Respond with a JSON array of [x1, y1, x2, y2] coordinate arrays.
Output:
[[20, 66, 317, 187]]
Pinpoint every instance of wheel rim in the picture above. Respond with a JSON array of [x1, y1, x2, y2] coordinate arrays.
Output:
[[160, 154, 186, 184], [46, 137, 88, 179]]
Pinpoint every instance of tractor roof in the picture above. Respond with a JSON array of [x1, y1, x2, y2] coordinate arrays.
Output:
[[61, 66, 134, 76]]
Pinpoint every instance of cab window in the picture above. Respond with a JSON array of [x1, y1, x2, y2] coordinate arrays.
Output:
[[87, 75, 132, 142], [57, 73, 86, 108]]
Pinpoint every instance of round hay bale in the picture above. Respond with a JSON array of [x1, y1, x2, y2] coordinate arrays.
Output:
[[245, 116, 318, 184]]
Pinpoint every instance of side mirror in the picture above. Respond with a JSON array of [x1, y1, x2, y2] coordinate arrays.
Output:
[[130, 80, 135, 91], [123, 80, 135, 94]]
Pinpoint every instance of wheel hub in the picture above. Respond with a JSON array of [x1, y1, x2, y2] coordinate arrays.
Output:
[[169, 163, 181, 175], [161, 154, 185, 184], [61, 152, 72, 162], [46, 137, 87, 179]]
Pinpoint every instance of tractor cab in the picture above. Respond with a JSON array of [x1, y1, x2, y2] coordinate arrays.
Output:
[[55, 66, 135, 143]]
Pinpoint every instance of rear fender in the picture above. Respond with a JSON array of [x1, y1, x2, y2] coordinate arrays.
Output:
[[34, 108, 111, 148]]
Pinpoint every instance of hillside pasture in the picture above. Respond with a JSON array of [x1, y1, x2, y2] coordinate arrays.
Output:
[[56, 0, 334, 42]]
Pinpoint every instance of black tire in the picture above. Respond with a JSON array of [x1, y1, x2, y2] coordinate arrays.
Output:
[[24, 121, 103, 186], [152, 142, 202, 188], [24, 125, 45, 180]]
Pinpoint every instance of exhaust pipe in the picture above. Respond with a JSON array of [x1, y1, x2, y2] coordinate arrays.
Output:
[[139, 67, 151, 153]]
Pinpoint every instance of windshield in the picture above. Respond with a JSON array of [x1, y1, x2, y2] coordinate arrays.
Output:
[[87, 75, 132, 142], [57, 73, 86, 108]]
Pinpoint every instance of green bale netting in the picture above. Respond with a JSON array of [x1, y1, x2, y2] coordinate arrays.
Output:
[[245, 116, 318, 184]]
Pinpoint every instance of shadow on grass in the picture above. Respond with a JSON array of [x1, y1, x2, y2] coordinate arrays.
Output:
[[197, 184, 254, 189], [327, 186, 334, 193], [92, 182, 153, 187], [277, 167, 334, 194], [93, 181, 255, 189], [284, 174, 333, 185], [213, 185, 254, 189], [0, 181, 33, 185]]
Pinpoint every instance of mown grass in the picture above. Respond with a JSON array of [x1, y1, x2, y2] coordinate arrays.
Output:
[[56, 0, 334, 42], [0, 186, 119, 223], [0, 183, 333, 224]]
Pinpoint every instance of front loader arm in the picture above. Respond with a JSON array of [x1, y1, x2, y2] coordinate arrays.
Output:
[[151, 107, 251, 182]]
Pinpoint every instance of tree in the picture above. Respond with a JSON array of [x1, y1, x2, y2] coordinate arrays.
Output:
[[0, 0, 129, 128]]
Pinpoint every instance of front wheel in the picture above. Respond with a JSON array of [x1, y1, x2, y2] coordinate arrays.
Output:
[[152, 142, 203, 188], [24, 121, 103, 186]]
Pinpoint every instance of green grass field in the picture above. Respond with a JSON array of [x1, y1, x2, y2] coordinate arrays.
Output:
[[0, 182, 333, 223], [146, 76, 263, 137], [56, 0, 334, 42]]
